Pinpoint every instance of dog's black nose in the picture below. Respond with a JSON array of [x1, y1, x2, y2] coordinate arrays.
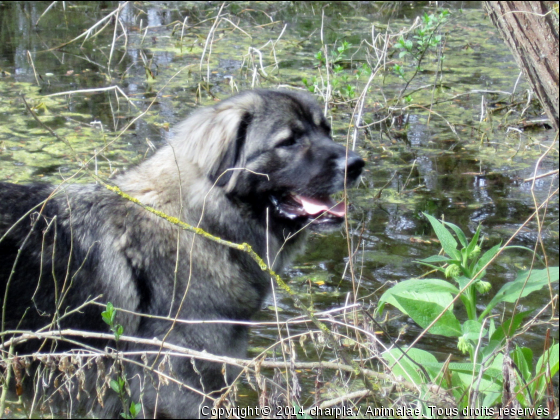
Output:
[[346, 152, 365, 182]]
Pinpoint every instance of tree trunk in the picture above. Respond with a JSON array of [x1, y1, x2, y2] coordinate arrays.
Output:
[[483, 2, 559, 131]]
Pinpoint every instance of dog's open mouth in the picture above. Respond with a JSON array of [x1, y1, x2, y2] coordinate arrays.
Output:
[[271, 194, 346, 225]]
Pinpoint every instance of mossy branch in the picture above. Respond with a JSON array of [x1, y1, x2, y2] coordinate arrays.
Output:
[[101, 182, 376, 391]]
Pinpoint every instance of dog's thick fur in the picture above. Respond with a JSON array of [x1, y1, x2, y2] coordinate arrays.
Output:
[[0, 89, 364, 418]]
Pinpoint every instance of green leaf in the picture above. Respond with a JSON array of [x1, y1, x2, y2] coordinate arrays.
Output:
[[503, 245, 545, 265], [115, 324, 124, 341], [382, 347, 438, 385], [393, 294, 461, 337], [110, 379, 121, 393], [448, 362, 502, 380], [474, 244, 502, 279], [453, 370, 502, 395], [444, 221, 467, 248], [416, 255, 456, 264], [450, 372, 469, 407], [482, 267, 559, 318], [455, 275, 472, 290], [488, 318, 496, 340], [130, 402, 142, 418], [482, 340, 503, 359], [489, 310, 533, 342], [512, 346, 533, 382], [417, 262, 446, 272], [383, 351, 422, 385], [380, 278, 460, 298], [102, 302, 116, 326], [481, 389, 502, 408], [531, 343, 559, 401], [387, 288, 455, 312], [102, 312, 112, 326], [450, 362, 503, 406], [378, 278, 459, 316], [423, 213, 459, 259], [461, 320, 485, 342], [448, 357, 503, 408]]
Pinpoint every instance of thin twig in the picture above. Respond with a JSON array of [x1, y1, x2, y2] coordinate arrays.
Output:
[[3, 329, 421, 392]]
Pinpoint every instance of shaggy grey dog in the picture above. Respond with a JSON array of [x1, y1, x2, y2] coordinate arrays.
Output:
[[0, 89, 364, 418]]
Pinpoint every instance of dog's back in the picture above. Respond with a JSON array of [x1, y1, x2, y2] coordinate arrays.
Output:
[[0, 183, 64, 332], [0, 183, 139, 334], [0, 180, 253, 417], [0, 182, 170, 416]]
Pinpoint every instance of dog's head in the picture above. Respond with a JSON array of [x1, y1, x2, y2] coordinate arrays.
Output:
[[173, 89, 364, 232]]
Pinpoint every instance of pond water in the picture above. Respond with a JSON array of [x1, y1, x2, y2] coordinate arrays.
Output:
[[0, 0, 558, 415]]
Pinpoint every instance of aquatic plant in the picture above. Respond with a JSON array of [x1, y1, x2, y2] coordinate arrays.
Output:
[[378, 213, 559, 409]]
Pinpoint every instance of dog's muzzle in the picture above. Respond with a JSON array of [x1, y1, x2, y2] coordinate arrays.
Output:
[[271, 150, 364, 228]]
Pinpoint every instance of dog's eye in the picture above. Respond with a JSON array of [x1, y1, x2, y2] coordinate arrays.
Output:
[[276, 136, 297, 148]]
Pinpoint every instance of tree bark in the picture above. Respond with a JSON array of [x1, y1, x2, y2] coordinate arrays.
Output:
[[483, 2, 559, 131]]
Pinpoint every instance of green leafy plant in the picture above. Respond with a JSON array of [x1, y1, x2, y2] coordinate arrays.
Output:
[[331, 40, 351, 64], [102, 303, 142, 419], [102, 301, 124, 342], [110, 377, 142, 419], [302, 76, 318, 93], [378, 213, 559, 409], [393, 10, 449, 82], [302, 41, 370, 99], [393, 63, 406, 80]]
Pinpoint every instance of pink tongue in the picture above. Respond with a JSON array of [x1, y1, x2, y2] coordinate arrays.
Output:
[[296, 196, 346, 217]]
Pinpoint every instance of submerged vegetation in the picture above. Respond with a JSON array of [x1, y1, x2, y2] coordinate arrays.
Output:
[[0, 1, 558, 418]]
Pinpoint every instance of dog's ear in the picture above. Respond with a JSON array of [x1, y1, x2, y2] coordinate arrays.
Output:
[[171, 92, 260, 190], [211, 112, 251, 189]]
